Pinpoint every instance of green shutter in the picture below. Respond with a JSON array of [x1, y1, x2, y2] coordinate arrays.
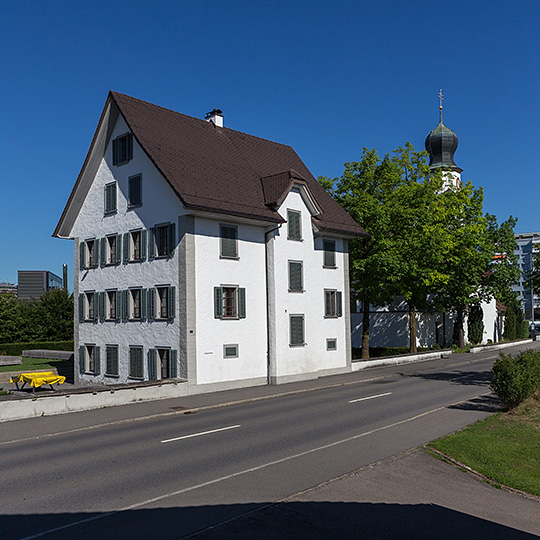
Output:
[[99, 292, 105, 320], [94, 346, 101, 375], [100, 238, 107, 266], [79, 345, 85, 374], [288, 211, 301, 240], [93, 241, 100, 268], [148, 349, 157, 380], [115, 290, 121, 321], [112, 138, 118, 165], [337, 291, 343, 317], [80, 242, 86, 270], [167, 223, 176, 255], [324, 291, 332, 317], [149, 228, 155, 258], [148, 288, 156, 319], [221, 226, 237, 258], [116, 235, 122, 264], [289, 262, 302, 291], [214, 287, 223, 318], [238, 287, 246, 319], [290, 315, 304, 345], [323, 240, 335, 267], [141, 229, 147, 261], [168, 287, 175, 319], [141, 289, 147, 319], [127, 133, 133, 160], [79, 294, 84, 321], [170, 350, 178, 378], [123, 232, 130, 262], [123, 290, 129, 320]]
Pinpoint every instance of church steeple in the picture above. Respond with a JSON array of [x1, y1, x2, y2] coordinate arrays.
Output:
[[425, 90, 462, 188]]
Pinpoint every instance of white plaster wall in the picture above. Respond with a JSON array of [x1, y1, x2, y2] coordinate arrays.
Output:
[[71, 115, 186, 384], [271, 190, 348, 379], [481, 298, 499, 344], [193, 217, 268, 384]]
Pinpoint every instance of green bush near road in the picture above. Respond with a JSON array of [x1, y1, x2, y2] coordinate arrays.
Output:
[[0, 340, 74, 356], [491, 349, 540, 410]]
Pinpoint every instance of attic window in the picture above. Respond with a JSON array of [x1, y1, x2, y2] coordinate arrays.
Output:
[[112, 133, 133, 166]]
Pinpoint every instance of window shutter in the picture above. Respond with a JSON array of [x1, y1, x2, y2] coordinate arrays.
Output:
[[116, 234, 122, 264], [112, 138, 118, 165], [100, 238, 107, 266], [167, 223, 176, 255], [141, 229, 147, 261], [149, 228, 155, 258], [93, 241, 100, 268], [170, 350, 178, 378], [111, 184, 117, 212], [127, 133, 133, 160], [290, 316, 304, 345], [336, 291, 343, 317], [79, 345, 85, 374], [288, 211, 301, 240], [94, 346, 101, 375], [148, 349, 157, 380], [214, 287, 223, 319], [115, 290, 121, 321], [123, 290, 129, 320], [168, 287, 175, 319], [99, 292, 105, 320], [323, 240, 335, 267], [92, 293, 98, 321], [78, 294, 84, 321], [289, 262, 302, 291], [238, 288, 246, 319], [123, 233, 130, 262], [79, 242, 86, 270], [141, 288, 147, 320], [148, 288, 156, 319]]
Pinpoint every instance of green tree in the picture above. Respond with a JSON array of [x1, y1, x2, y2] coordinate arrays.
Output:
[[0, 292, 23, 343], [504, 302, 517, 341], [467, 303, 484, 344], [40, 289, 74, 340]]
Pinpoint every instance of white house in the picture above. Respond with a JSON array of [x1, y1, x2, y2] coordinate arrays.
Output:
[[54, 92, 367, 392]]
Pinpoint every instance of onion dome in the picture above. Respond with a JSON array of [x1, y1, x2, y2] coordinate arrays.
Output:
[[425, 109, 462, 173]]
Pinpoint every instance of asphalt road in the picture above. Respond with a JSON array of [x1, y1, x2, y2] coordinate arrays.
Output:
[[1, 342, 538, 539]]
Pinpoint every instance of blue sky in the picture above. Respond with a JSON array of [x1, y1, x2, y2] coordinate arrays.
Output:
[[1, 0, 539, 287]]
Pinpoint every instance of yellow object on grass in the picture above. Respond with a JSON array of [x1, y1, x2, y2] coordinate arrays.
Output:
[[10, 372, 66, 388]]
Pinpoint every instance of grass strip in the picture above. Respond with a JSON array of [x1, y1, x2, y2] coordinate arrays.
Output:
[[427, 394, 540, 497], [0, 356, 72, 373]]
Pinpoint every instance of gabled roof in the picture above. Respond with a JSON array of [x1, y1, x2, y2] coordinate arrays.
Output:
[[54, 91, 367, 238]]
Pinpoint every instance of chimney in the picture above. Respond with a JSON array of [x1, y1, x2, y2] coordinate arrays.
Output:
[[205, 108, 223, 127]]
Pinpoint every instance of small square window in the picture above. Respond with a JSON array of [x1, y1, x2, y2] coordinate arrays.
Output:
[[220, 225, 238, 258], [223, 344, 239, 358], [128, 174, 142, 207], [326, 338, 337, 351], [112, 133, 133, 165], [287, 210, 302, 241]]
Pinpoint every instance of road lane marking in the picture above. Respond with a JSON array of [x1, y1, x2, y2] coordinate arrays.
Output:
[[349, 392, 392, 403], [161, 424, 240, 443], [18, 395, 491, 540]]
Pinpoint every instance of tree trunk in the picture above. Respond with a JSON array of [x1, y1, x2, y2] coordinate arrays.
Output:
[[456, 306, 465, 349], [361, 300, 370, 359], [408, 301, 417, 353]]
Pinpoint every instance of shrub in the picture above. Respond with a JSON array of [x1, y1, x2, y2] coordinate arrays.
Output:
[[0, 340, 74, 356], [467, 304, 484, 345], [491, 349, 540, 409]]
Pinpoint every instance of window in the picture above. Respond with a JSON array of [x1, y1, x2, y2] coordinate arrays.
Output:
[[287, 210, 302, 240], [323, 240, 336, 268], [104, 182, 117, 214], [223, 344, 239, 358], [288, 261, 303, 292], [79, 344, 100, 375], [124, 229, 147, 262], [105, 345, 119, 376], [290, 315, 305, 346], [155, 286, 175, 319], [214, 286, 246, 319], [150, 223, 175, 258], [326, 338, 337, 351], [128, 174, 142, 207], [80, 239, 99, 270], [129, 288, 145, 320], [112, 132, 133, 165], [106, 290, 118, 320], [86, 292, 96, 321], [129, 346, 143, 378], [148, 348, 178, 380], [101, 235, 121, 266], [324, 290, 343, 318], [220, 225, 238, 259]]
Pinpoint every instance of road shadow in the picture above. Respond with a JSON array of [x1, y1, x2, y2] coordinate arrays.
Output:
[[448, 394, 501, 413], [404, 370, 492, 387], [2, 501, 538, 540]]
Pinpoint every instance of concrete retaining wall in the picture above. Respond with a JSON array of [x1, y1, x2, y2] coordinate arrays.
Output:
[[0, 356, 22, 366], [352, 349, 452, 370], [469, 339, 533, 354], [22, 350, 74, 361]]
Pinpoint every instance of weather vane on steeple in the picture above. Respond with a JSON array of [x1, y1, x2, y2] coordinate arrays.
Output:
[[438, 89, 444, 122]]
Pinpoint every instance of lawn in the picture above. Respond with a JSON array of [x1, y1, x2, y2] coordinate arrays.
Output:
[[427, 393, 540, 497], [0, 356, 72, 374]]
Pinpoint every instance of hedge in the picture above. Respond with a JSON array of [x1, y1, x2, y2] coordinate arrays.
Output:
[[0, 340, 74, 356]]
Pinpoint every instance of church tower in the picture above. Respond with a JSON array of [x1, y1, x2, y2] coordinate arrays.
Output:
[[425, 90, 462, 189]]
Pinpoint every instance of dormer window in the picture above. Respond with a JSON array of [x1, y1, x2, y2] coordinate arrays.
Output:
[[112, 133, 133, 166]]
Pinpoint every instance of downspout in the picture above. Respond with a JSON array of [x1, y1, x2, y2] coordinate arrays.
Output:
[[265, 224, 282, 384]]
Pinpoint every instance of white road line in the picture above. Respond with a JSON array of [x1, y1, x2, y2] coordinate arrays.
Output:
[[17, 401, 462, 540], [349, 392, 392, 403], [161, 424, 241, 443]]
